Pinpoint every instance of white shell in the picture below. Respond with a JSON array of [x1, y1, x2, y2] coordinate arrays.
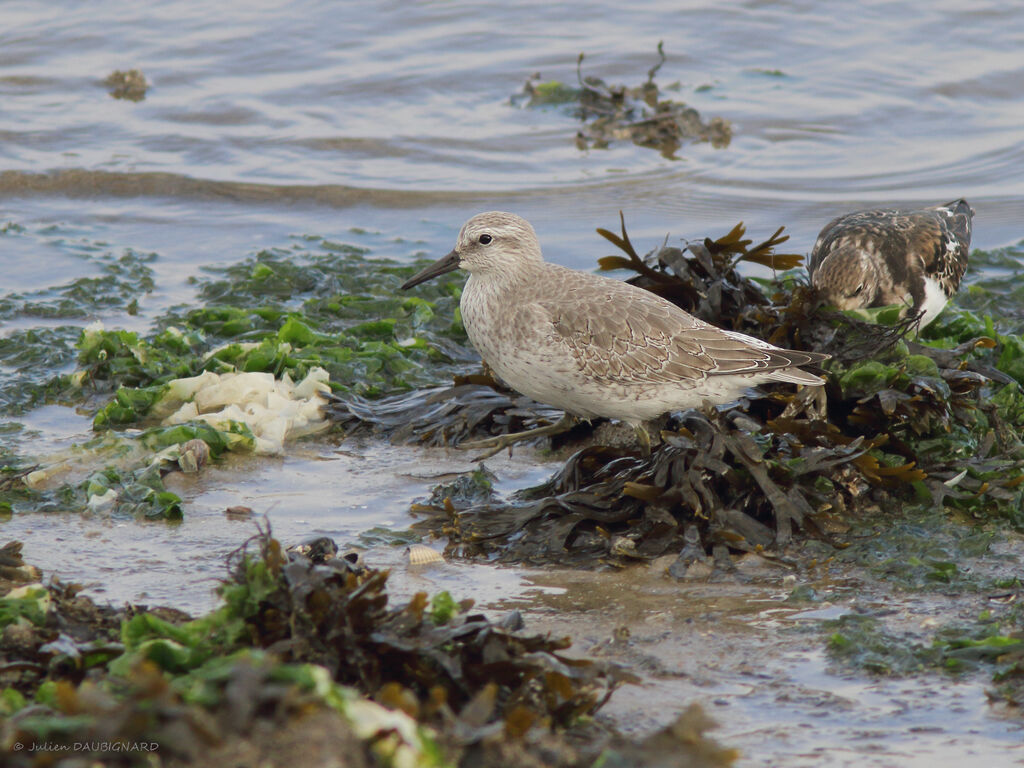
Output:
[[406, 544, 444, 565]]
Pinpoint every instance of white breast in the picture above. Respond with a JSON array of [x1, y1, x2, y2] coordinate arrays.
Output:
[[919, 276, 950, 328]]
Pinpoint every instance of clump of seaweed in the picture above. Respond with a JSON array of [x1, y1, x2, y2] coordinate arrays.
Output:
[[1, 535, 739, 767], [104, 69, 148, 101], [219, 533, 623, 730], [350, 219, 1024, 565], [335, 373, 567, 447], [516, 43, 732, 158]]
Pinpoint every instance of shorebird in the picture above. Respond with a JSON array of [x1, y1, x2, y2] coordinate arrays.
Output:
[[401, 212, 828, 457], [808, 199, 973, 329]]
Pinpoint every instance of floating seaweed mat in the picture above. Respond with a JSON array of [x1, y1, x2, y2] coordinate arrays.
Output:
[[516, 43, 733, 158]]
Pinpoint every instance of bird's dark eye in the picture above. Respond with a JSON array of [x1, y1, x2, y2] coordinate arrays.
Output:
[[852, 284, 864, 296], [478, 234, 493, 245]]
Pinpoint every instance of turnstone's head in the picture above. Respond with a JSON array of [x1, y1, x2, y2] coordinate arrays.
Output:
[[810, 245, 881, 310]]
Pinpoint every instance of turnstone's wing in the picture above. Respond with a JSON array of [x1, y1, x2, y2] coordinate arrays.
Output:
[[809, 207, 908, 277], [922, 199, 972, 292]]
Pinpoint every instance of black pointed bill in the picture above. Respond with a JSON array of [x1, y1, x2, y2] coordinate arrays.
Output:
[[400, 249, 461, 290]]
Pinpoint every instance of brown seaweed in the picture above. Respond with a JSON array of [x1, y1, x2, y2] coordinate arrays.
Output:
[[517, 43, 732, 159], [331, 374, 566, 448], [410, 395, 874, 564], [8, 534, 716, 767], [104, 69, 149, 101], [227, 533, 626, 728]]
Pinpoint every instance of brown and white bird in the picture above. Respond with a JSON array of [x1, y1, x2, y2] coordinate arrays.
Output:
[[401, 212, 828, 455], [808, 199, 973, 328]]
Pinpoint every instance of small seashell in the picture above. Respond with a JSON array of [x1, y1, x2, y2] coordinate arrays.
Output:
[[178, 439, 211, 473], [406, 544, 444, 565]]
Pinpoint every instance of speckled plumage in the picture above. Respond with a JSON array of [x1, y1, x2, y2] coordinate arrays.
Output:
[[808, 199, 973, 328], [401, 212, 828, 427]]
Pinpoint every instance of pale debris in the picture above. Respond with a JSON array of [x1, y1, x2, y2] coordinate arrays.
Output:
[[155, 367, 332, 455]]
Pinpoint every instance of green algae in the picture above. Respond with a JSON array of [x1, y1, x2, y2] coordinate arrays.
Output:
[[0, 230, 469, 429], [2, 424, 246, 521], [826, 614, 934, 675], [0, 226, 157, 416], [824, 606, 1024, 685], [428, 591, 457, 625], [77, 246, 469, 423], [0, 327, 82, 415], [0, 232, 479, 519], [0, 248, 155, 322], [940, 242, 1024, 335]]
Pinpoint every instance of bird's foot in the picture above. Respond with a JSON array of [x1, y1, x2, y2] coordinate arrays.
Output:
[[460, 414, 576, 461]]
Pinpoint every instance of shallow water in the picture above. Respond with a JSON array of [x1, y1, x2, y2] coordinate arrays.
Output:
[[2, 437, 555, 612], [2, 0, 1024, 762], [505, 562, 1024, 766]]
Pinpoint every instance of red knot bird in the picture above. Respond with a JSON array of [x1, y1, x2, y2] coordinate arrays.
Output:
[[808, 199, 973, 329], [401, 211, 828, 457]]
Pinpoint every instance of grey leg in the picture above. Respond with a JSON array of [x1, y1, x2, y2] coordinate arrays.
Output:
[[459, 413, 578, 460]]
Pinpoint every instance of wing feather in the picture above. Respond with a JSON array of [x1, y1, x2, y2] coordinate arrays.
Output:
[[534, 268, 825, 386]]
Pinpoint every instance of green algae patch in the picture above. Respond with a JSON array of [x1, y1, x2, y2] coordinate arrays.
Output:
[[12, 430, 231, 520], [75, 325, 199, 395], [0, 237, 478, 519], [0, 247, 156, 323], [824, 605, 1024, 701], [0, 228, 160, 416], [2, 534, 730, 768], [826, 614, 934, 675], [0, 230, 470, 451], [816, 505, 1023, 701], [937, 242, 1024, 336], [72, 246, 470, 420], [0, 327, 83, 415]]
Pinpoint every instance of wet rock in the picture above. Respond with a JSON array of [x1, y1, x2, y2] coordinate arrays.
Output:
[[286, 535, 339, 564]]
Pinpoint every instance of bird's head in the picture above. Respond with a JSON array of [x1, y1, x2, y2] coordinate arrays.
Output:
[[811, 246, 881, 310], [400, 212, 542, 289]]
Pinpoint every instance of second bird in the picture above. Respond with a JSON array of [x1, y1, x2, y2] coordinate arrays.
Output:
[[808, 199, 973, 329]]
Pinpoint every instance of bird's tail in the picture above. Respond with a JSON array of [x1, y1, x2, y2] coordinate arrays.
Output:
[[768, 368, 825, 386]]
